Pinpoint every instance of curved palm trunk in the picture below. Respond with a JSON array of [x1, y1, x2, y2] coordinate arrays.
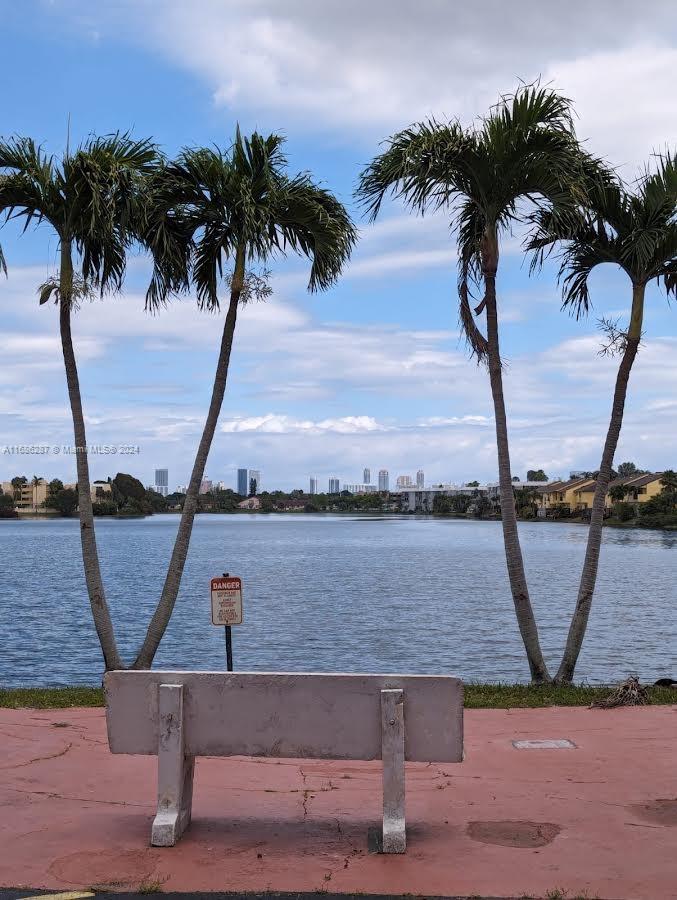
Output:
[[59, 242, 122, 671], [556, 284, 645, 683], [133, 247, 245, 669], [483, 236, 550, 683]]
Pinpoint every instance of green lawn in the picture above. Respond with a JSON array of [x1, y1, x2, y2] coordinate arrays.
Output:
[[1, 682, 675, 710]]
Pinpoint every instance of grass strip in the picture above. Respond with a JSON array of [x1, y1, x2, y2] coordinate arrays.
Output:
[[1, 682, 675, 710]]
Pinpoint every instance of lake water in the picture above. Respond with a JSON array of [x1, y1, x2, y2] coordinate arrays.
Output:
[[0, 514, 675, 686]]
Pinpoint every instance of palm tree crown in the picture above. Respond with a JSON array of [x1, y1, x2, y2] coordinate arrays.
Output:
[[148, 128, 356, 310], [356, 84, 596, 357], [0, 134, 160, 297], [530, 151, 676, 315]]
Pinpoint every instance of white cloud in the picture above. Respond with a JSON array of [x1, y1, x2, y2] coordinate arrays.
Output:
[[3, 259, 677, 487], [221, 414, 388, 434], [53, 1, 677, 170]]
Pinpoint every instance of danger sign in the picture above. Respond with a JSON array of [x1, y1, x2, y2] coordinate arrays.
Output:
[[211, 576, 243, 626]]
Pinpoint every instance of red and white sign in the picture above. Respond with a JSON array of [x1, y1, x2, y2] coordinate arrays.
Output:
[[210, 576, 243, 626]]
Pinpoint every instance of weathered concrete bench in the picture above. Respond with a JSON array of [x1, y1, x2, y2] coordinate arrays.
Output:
[[104, 670, 463, 853]]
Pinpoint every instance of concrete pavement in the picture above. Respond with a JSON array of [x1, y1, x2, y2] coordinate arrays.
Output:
[[2, 705, 676, 899]]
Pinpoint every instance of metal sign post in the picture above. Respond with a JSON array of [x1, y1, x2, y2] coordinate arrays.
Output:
[[210, 572, 243, 672]]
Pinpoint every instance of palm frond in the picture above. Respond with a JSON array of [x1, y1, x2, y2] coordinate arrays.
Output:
[[2, 131, 163, 304]]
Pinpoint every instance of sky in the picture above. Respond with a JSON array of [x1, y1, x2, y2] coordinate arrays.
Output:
[[1, 0, 676, 493]]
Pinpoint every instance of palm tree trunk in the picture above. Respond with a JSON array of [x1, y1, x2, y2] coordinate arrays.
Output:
[[483, 233, 550, 683], [133, 246, 245, 669], [59, 241, 122, 671], [556, 284, 645, 683]]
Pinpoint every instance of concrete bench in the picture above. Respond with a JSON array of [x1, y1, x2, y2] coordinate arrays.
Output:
[[104, 670, 463, 853]]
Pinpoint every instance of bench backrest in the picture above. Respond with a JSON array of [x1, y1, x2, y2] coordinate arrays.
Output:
[[104, 670, 463, 763]]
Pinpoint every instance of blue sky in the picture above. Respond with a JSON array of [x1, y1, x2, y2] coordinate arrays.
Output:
[[1, 0, 676, 492]]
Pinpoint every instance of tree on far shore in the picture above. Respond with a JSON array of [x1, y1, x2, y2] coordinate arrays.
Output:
[[526, 469, 548, 482]]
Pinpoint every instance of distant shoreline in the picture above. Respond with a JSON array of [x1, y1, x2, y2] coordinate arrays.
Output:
[[3, 508, 676, 532]]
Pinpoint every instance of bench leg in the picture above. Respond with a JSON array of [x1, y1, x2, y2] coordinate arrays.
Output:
[[151, 683, 195, 847], [381, 688, 406, 853]]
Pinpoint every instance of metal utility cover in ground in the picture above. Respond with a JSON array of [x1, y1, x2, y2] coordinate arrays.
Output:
[[512, 739, 577, 749], [210, 576, 243, 625]]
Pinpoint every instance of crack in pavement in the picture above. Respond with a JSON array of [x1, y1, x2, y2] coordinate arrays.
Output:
[[0, 742, 73, 770], [6, 785, 150, 808]]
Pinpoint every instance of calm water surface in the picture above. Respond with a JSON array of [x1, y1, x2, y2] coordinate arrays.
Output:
[[1, 514, 675, 686]]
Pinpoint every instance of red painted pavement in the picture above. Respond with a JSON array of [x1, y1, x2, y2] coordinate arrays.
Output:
[[1, 705, 676, 898]]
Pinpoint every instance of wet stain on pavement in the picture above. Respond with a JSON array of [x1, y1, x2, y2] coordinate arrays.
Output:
[[467, 819, 561, 847], [629, 798, 677, 826]]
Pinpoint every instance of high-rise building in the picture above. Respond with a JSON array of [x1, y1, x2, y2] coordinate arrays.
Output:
[[309, 476, 318, 495], [328, 477, 340, 493], [378, 469, 389, 491], [154, 468, 168, 497], [396, 475, 413, 489], [416, 469, 424, 488], [249, 470, 261, 495], [363, 467, 371, 485], [199, 478, 213, 494], [237, 468, 249, 496]]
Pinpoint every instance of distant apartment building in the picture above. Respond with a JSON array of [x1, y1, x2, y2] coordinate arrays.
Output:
[[328, 477, 340, 493], [249, 470, 261, 495], [309, 476, 318, 495], [396, 475, 413, 489], [91, 481, 112, 502], [1, 478, 48, 511], [416, 469, 424, 488], [215, 480, 226, 491], [343, 483, 378, 494], [237, 468, 249, 496], [400, 483, 492, 513], [537, 473, 665, 516], [363, 467, 371, 485], [154, 468, 168, 497], [199, 479, 213, 494], [238, 496, 261, 510], [378, 469, 389, 491]]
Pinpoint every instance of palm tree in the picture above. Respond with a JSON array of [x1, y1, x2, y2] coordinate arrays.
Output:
[[531, 152, 676, 682], [132, 129, 356, 668], [660, 470, 677, 495], [357, 85, 595, 683], [608, 484, 629, 504], [0, 134, 163, 671]]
